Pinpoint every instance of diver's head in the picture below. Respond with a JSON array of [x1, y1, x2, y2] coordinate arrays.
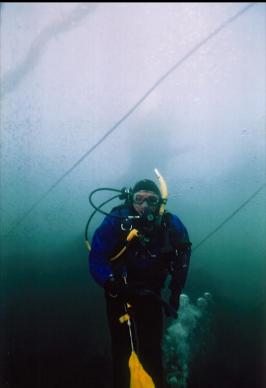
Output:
[[131, 179, 161, 218]]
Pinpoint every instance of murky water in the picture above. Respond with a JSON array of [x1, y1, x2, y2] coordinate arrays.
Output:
[[1, 3, 265, 387]]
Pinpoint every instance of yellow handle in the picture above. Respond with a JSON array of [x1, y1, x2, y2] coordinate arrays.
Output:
[[110, 229, 139, 262], [119, 313, 130, 324], [126, 228, 139, 241]]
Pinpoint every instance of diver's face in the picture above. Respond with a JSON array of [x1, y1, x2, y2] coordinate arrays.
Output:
[[132, 191, 160, 216]]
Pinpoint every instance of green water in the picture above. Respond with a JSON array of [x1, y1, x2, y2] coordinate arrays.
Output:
[[1, 3, 265, 387]]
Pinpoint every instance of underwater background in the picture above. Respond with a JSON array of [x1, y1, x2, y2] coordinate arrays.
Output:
[[1, 3, 265, 388]]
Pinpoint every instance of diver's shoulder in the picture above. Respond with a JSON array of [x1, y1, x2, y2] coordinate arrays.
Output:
[[164, 211, 186, 229], [110, 204, 132, 217]]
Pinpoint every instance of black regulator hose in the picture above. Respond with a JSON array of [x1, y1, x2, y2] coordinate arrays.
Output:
[[88, 187, 125, 217], [85, 187, 138, 250], [84, 192, 121, 242]]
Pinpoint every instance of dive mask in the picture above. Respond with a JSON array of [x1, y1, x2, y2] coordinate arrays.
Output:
[[132, 192, 160, 206]]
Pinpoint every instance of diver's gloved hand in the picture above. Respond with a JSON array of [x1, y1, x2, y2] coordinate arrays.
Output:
[[104, 276, 129, 299], [169, 293, 180, 313]]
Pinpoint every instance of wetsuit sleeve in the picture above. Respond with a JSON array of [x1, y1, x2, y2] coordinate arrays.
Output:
[[168, 214, 192, 297], [89, 211, 122, 287]]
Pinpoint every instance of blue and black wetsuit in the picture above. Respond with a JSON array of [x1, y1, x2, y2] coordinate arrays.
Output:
[[89, 205, 191, 388]]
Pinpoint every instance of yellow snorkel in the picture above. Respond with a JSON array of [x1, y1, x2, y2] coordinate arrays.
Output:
[[154, 168, 168, 217]]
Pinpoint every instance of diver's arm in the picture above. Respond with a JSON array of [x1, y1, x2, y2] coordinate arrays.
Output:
[[168, 214, 192, 297], [89, 212, 121, 287], [169, 246, 191, 296]]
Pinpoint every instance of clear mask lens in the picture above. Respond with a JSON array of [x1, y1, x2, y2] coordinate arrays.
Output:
[[133, 193, 160, 206]]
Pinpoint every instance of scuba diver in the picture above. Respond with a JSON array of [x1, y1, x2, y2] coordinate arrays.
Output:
[[87, 169, 191, 388]]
